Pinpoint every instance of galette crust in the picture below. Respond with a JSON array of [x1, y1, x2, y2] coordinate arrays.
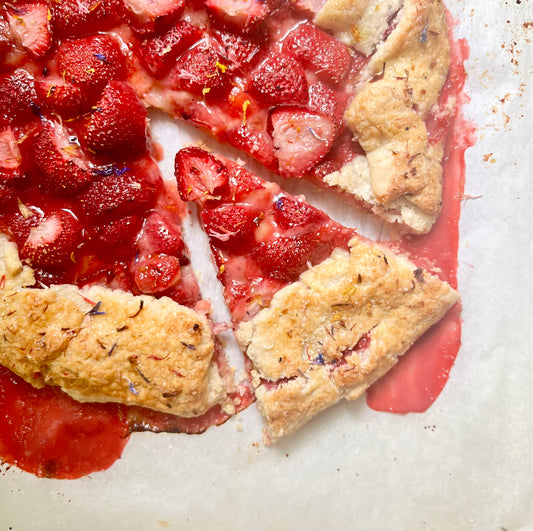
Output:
[[237, 237, 459, 441], [317, 0, 451, 233], [0, 280, 227, 417]]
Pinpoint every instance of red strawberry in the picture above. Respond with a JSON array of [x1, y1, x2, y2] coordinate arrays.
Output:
[[35, 77, 89, 119], [57, 34, 127, 100], [307, 82, 348, 133], [272, 195, 326, 229], [83, 81, 147, 158], [211, 29, 263, 74], [225, 160, 264, 200], [5, 2, 51, 59], [0, 69, 39, 125], [249, 53, 307, 106], [122, 0, 185, 36], [78, 170, 160, 222], [33, 121, 93, 196], [8, 208, 43, 248], [228, 126, 277, 172], [0, 15, 12, 60], [175, 147, 229, 204], [205, 0, 270, 33], [137, 211, 186, 259], [132, 254, 181, 294], [169, 43, 229, 95], [87, 215, 143, 259], [50, 0, 121, 38], [202, 204, 259, 252], [252, 235, 316, 282], [283, 22, 352, 86], [270, 106, 337, 178], [140, 20, 202, 78], [20, 210, 82, 269]]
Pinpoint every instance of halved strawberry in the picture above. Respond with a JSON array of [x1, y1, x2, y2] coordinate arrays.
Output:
[[307, 82, 348, 133], [0, 15, 12, 60], [140, 20, 202, 78], [131, 254, 181, 294], [211, 29, 263, 74], [252, 235, 316, 282], [57, 34, 127, 101], [137, 211, 186, 259], [202, 204, 259, 252], [50, 0, 121, 38], [0, 183, 17, 210], [122, 0, 185, 36], [33, 121, 93, 196], [5, 2, 51, 59], [272, 195, 326, 230], [270, 106, 336, 178], [248, 53, 307, 106], [83, 81, 147, 158], [205, 0, 270, 33], [283, 22, 352, 86], [175, 146, 229, 204], [86, 215, 144, 259], [169, 42, 229, 95], [7, 208, 43, 248], [35, 77, 89, 119], [0, 69, 38, 125], [78, 170, 160, 222], [20, 210, 82, 269], [227, 126, 277, 172]]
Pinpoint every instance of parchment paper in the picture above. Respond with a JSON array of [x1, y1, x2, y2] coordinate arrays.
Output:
[[1, 1, 532, 529]]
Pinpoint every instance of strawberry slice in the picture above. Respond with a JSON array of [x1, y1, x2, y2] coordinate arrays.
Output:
[[131, 254, 181, 294], [249, 53, 307, 107], [140, 20, 202, 78], [283, 22, 352, 86], [137, 211, 186, 259], [202, 204, 259, 252], [122, 0, 185, 36], [0, 15, 12, 59], [83, 81, 147, 158], [0, 69, 38, 125], [78, 170, 160, 222], [33, 121, 93, 196], [86, 215, 144, 259], [20, 210, 82, 269], [175, 146, 229, 204], [5, 2, 51, 59], [205, 0, 270, 33], [272, 196, 327, 230], [0, 183, 17, 210], [35, 77, 89, 119], [228, 126, 277, 171], [270, 107, 337, 178], [57, 34, 127, 101], [252, 235, 321, 282], [50, 0, 121, 38], [307, 82, 348, 133], [169, 42, 229, 95], [291, 0, 326, 15], [211, 29, 263, 74]]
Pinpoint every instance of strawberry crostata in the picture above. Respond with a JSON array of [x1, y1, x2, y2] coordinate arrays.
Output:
[[0, 0, 466, 478]]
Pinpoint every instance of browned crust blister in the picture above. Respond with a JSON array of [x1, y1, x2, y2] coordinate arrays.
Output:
[[237, 238, 459, 441], [316, 0, 451, 233], [0, 238, 227, 417]]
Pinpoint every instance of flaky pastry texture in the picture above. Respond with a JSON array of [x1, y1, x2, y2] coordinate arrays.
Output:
[[316, 0, 451, 233], [0, 239, 227, 417], [237, 238, 459, 442]]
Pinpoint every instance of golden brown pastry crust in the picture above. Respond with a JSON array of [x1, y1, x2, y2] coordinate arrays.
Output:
[[237, 238, 459, 441], [0, 242, 228, 417], [316, 0, 451, 233]]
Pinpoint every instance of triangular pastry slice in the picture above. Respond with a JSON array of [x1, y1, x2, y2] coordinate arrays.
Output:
[[175, 147, 459, 441]]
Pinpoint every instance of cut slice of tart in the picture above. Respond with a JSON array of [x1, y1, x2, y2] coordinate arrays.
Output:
[[175, 146, 459, 441]]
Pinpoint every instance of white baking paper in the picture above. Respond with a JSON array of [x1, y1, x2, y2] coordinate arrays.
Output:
[[1, 1, 532, 529]]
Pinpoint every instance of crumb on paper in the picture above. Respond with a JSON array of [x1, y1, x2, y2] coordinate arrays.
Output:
[[157, 520, 171, 528]]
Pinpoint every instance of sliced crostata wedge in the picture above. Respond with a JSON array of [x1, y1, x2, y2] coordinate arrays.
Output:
[[175, 147, 459, 441]]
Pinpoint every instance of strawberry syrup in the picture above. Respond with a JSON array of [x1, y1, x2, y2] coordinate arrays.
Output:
[[366, 30, 475, 413]]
